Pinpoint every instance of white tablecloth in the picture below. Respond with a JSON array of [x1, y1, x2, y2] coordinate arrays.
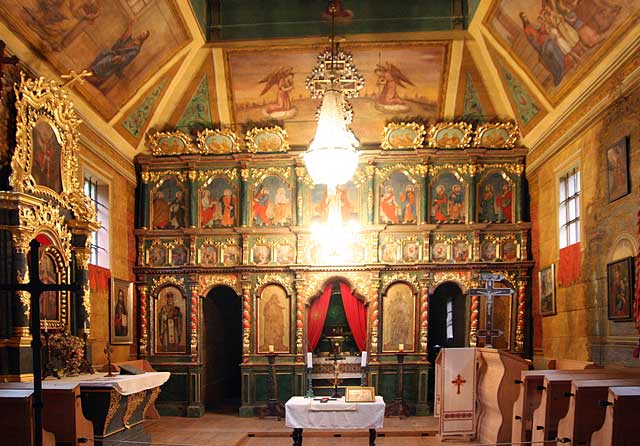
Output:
[[285, 396, 385, 429], [0, 372, 170, 396]]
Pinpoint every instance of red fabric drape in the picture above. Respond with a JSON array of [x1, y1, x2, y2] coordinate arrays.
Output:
[[339, 282, 367, 351], [558, 243, 581, 286], [88, 264, 111, 293], [307, 283, 333, 352]]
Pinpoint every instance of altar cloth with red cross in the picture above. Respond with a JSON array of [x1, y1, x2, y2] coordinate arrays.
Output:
[[435, 347, 477, 438]]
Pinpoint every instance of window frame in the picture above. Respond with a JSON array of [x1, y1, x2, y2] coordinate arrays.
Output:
[[83, 170, 111, 268], [558, 167, 581, 249]]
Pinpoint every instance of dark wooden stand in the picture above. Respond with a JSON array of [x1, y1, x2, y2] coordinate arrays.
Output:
[[291, 428, 377, 446], [41, 331, 59, 380], [385, 352, 410, 418], [260, 353, 285, 420]]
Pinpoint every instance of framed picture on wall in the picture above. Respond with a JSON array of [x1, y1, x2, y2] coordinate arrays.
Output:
[[607, 257, 634, 321], [539, 264, 556, 317], [607, 136, 630, 203], [110, 278, 134, 344]]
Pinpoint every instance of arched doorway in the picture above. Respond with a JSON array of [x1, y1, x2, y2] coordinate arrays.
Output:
[[203, 285, 242, 412], [427, 282, 467, 410]]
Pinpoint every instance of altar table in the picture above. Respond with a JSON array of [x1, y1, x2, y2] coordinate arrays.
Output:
[[285, 396, 385, 446]]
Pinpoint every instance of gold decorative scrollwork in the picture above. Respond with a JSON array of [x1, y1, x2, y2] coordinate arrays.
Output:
[[474, 163, 521, 176], [146, 130, 194, 156], [103, 391, 122, 435], [142, 387, 161, 418], [196, 128, 240, 154], [381, 122, 426, 150], [427, 121, 473, 149], [196, 168, 238, 183], [472, 122, 519, 148], [11, 75, 97, 225], [145, 170, 187, 184], [429, 271, 471, 293], [123, 390, 147, 429], [245, 126, 289, 153], [380, 272, 420, 293], [254, 273, 294, 296], [298, 271, 373, 303], [376, 163, 424, 180], [150, 276, 186, 296], [427, 163, 473, 177], [248, 167, 291, 183], [195, 274, 241, 295]]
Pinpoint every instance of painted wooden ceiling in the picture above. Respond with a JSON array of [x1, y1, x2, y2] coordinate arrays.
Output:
[[0, 0, 636, 160]]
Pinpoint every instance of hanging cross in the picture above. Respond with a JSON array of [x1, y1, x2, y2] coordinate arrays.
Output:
[[451, 374, 466, 395], [0, 239, 81, 446], [0, 40, 19, 101], [60, 69, 92, 88], [469, 273, 514, 348]]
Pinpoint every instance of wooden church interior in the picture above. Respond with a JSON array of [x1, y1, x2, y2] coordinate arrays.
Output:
[[0, 0, 638, 445]]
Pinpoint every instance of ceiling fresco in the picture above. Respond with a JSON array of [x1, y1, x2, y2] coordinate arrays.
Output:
[[485, 0, 640, 104], [0, 0, 190, 119], [226, 42, 449, 146]]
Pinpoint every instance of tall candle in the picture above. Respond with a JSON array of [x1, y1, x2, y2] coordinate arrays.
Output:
[[44, 319, 48, 333], [398, 343, 404, 352], [84, 321, 87, 331], [306, 352, 313, 368], [361, 351, 367, 367], [268, 344, 274, 353]]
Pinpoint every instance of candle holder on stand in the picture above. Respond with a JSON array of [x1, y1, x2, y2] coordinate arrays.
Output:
[[305, 369, 315, 398], [385, 352, 410, 418], [42, 330, 59, 380], [259, 353, 285, 419]]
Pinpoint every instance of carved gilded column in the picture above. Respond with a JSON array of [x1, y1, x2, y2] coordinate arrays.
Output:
[[295, 298, 304, 363], [73, 244, 91, 334], [295, 166, 306, 226], [138, 285, 149, 357], [468, 164, 477, 224], [240, 166, 250, 227], [419, 278, 429, 359], [469, 294, 479, 347], [140, 171, 150, 229], [11, 232, 31, 338], [420, 163, 428, 224], [366, 164, 375, 225], [369, 272, 381, 361], [190, 287, 199, 358], [241, 283, 252, 361], [515, 279, 527, 353], [187, 169, 198, 228], [515, 164, 524, 223]]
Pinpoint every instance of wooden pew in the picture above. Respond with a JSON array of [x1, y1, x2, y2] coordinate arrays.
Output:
[[590, 386, 640, 446], [476, 348, 530, 444], [548, 358, 598, 370], [556, 378, 640, 446], [512, 369, 609, 444], [0, 389, 56, 446], [0, 382, 93, 446], [531, 370, 640, 445]]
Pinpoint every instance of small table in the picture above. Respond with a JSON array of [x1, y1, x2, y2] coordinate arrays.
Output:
[[285, 396, 385, 446]]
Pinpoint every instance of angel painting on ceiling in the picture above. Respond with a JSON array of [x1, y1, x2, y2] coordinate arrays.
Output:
[[374, 61, 415, 113], [259, 66, 297, 119]]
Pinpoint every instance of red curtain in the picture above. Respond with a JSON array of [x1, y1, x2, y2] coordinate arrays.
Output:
[[88, 264, 111, 293], [558, 243, 581, 286], [339, 282, 367, 352], [307, 283, 333, 352]]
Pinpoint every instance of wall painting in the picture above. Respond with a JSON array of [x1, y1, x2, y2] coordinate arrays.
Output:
[[382, 282, 416, 352], [257, 284, 290, 353], [379, 171, 418, 225], [311, 182, 360, 223], [252, 175, 292, 227], [199, 177, 238, 228], [477, 171, 513, 223], [151, 177, 187, 229], [155, 286, 186, 354], [431, 171, 466, 223]]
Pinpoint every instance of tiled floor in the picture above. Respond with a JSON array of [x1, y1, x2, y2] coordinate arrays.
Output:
[[133, 414, 477, 446]]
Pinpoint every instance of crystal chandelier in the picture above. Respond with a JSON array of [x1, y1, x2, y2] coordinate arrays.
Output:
[[305, 1, 363, 194]]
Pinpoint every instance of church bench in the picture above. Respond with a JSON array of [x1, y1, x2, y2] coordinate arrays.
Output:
[[511, 369, 617, 444], [530, 370, 640, 445], [590, 386, 640, 446], [0, 389, 56, 446], [556, 378, 640, 446]]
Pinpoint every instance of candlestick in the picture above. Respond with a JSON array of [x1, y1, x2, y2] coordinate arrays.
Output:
[[398, 343, 404, 352], [268, 344, 274, 353], [306, 352, 313, 368], [361, 351, 367, 367], [44, 319, 48, 333]]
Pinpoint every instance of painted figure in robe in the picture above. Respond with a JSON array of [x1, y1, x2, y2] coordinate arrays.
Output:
[[380, 186, 398, 223], [152, 191, 170, 229], [114, 289, 128, 337], [158, 292, 183, 352], [433, 185, 448, 223], [253, 187, 271, 225]]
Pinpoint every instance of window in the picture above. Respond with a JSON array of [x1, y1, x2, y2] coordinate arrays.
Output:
[[83, 176, 110, 267], [559, 168, 580, 248]]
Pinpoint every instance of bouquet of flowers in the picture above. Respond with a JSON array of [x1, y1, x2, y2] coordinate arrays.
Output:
[[49, 330, 85, 376]]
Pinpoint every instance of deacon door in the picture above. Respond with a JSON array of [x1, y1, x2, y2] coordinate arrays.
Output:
[[427, 282, 467, 409], [203, 285, 242, 412]]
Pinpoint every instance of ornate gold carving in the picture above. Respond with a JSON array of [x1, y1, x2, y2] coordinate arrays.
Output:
[[196, 168, 238, 182], [140, 171, 150, 183], [475, 163, 521, 176], [150, 276, 185, 296], [381, 122, 425, 150], [381, 272, 420, 293], [248, 167, 291, 183], [472, 122, 519, 148], [195, 274, 241, 295], [123, 390, 147, 429], [254, 273, 294, 296], [245, 126, 289, 153], [376, 163, 424, 180], [429, 271, 471, 293], [427, 163, 472, 177], [196, 128, 240, 154], [146, 130, 194, 156], [12, 75, 97, 225], [427, 121, 473, 148], [142, 387, 160, 418], [298, 271, 374, 303], [103, 391, 122, 435], [145, 170, 187, 184]]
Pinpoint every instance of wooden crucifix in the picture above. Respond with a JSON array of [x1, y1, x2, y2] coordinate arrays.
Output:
[[0, 239, 81, 446], [469, 273, 514, 348], [0, 40, 19, 100]]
